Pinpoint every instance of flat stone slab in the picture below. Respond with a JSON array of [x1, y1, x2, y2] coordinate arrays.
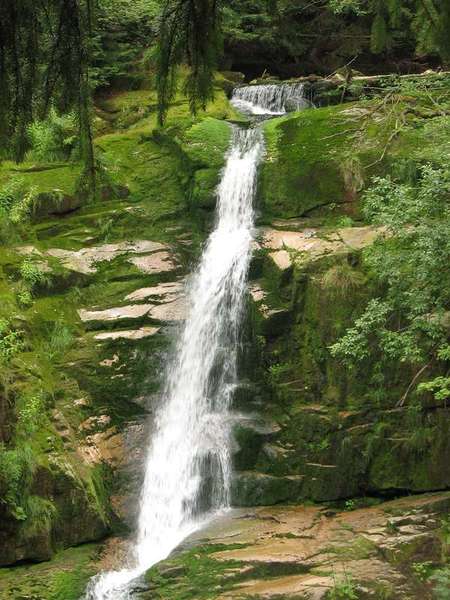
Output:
[[47, 240, 168, 274], [156, 492, 450, 599], [249, 283, 266, 303], [149, 297, 186, 322], [129, 251, 177, 274], [78, 304, 153, 323], [94, 327, 161, 341], [125, 281, 184, 302], [263, 226, 384, 270]]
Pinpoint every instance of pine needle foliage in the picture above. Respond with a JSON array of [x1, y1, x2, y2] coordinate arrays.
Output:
[[329, 0, 450, 61], [156, 0, 223, 125], [0, 1, 96, 195]]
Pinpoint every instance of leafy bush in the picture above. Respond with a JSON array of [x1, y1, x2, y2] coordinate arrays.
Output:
[[27, 109, 78, 163], [0, 177, 36, 241], [16, 289, 33, 308], [16, 392, 46, 436], [331, 165, 450, 401], [412, 561, 433, 582]]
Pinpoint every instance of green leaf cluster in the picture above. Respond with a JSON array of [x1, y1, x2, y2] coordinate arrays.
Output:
[[331, 165, 450, 400]]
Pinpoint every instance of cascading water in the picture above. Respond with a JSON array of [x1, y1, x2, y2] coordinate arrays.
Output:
[[84, 109, 264, 599], [231, 82, 308, 115]]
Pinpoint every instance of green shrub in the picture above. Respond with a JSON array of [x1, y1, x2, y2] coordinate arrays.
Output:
[[0, 177, 36, 240], [412, 561, 433, 582], [16, 392, 46, 436], [27, 109, 78, 163], [16, 289, 33, 308], [328, 575, 358, 599], [0, 177, 25, 213], [330, 165, 450, 401], [19, 259, 50, 289]]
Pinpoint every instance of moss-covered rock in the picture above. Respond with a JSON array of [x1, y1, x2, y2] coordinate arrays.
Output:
[[142, 493, 450, 599], [0, 543, 102, 600], [232, 221, 450, 504], [32, 191, 82, 219]]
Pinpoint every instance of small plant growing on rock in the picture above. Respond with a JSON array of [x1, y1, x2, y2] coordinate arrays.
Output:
[[49, 321, 74, 359], [328, 575, 358, 599], [344, 499, 357, 511], [412, 561, 433, 582], [17, 392, 46, 436]]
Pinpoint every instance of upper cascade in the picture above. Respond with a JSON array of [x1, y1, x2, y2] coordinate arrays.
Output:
[[231, 82, 309, 116]]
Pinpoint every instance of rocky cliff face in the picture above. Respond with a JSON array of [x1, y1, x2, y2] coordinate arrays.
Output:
[[1, 72, 449, 598]]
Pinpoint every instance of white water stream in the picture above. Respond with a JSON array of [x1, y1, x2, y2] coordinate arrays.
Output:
[[85, 82, 308, 598], [231, 82, 307, 115], [85, 111, 264, 599]]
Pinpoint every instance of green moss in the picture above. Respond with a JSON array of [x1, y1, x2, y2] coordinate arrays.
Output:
[[259, 91, 450, 221], [324, 536, 377, 560], [0, 543, 100, 599], [145, 544, 247, 600], [182, 117, 231, 168], [0, 163, 81, 196], [260, 105, 355, 219]]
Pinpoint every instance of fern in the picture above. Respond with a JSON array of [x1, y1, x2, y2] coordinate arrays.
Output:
[[26, 109, 78, 163]]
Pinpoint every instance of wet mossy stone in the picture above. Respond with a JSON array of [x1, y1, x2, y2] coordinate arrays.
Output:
[[260, 107, 349, 219], [191, 169, 219, 209], [231, 471, 304, 506], [182, 118, 231, 211], [32, 190, 82, 219], [233, 418, 279, 471]]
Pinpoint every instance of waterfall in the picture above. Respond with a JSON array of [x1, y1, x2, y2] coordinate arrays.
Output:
[[84, 116, 264, 599], [231, 82, 307, 115]]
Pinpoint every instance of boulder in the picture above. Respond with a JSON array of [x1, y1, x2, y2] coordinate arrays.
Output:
[[32, 190, 82, 219]]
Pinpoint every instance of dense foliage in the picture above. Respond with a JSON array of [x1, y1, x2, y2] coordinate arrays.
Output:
[[0, 0, 95, 192], [331, 165, 450, 403]]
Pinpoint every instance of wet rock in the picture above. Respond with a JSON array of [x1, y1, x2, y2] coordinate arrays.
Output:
[[232, 472, 304, 506], [263, 226, 384, 271], [148, 297, 186, 322], [144, 492, 450, 599], [78, 304, 153, 327], [125, 281, 184, 303], [94, 326, 161, 341], [47, 240, 167, 274], [129, 251, 177, 274], [79, 427, 124, 468]]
